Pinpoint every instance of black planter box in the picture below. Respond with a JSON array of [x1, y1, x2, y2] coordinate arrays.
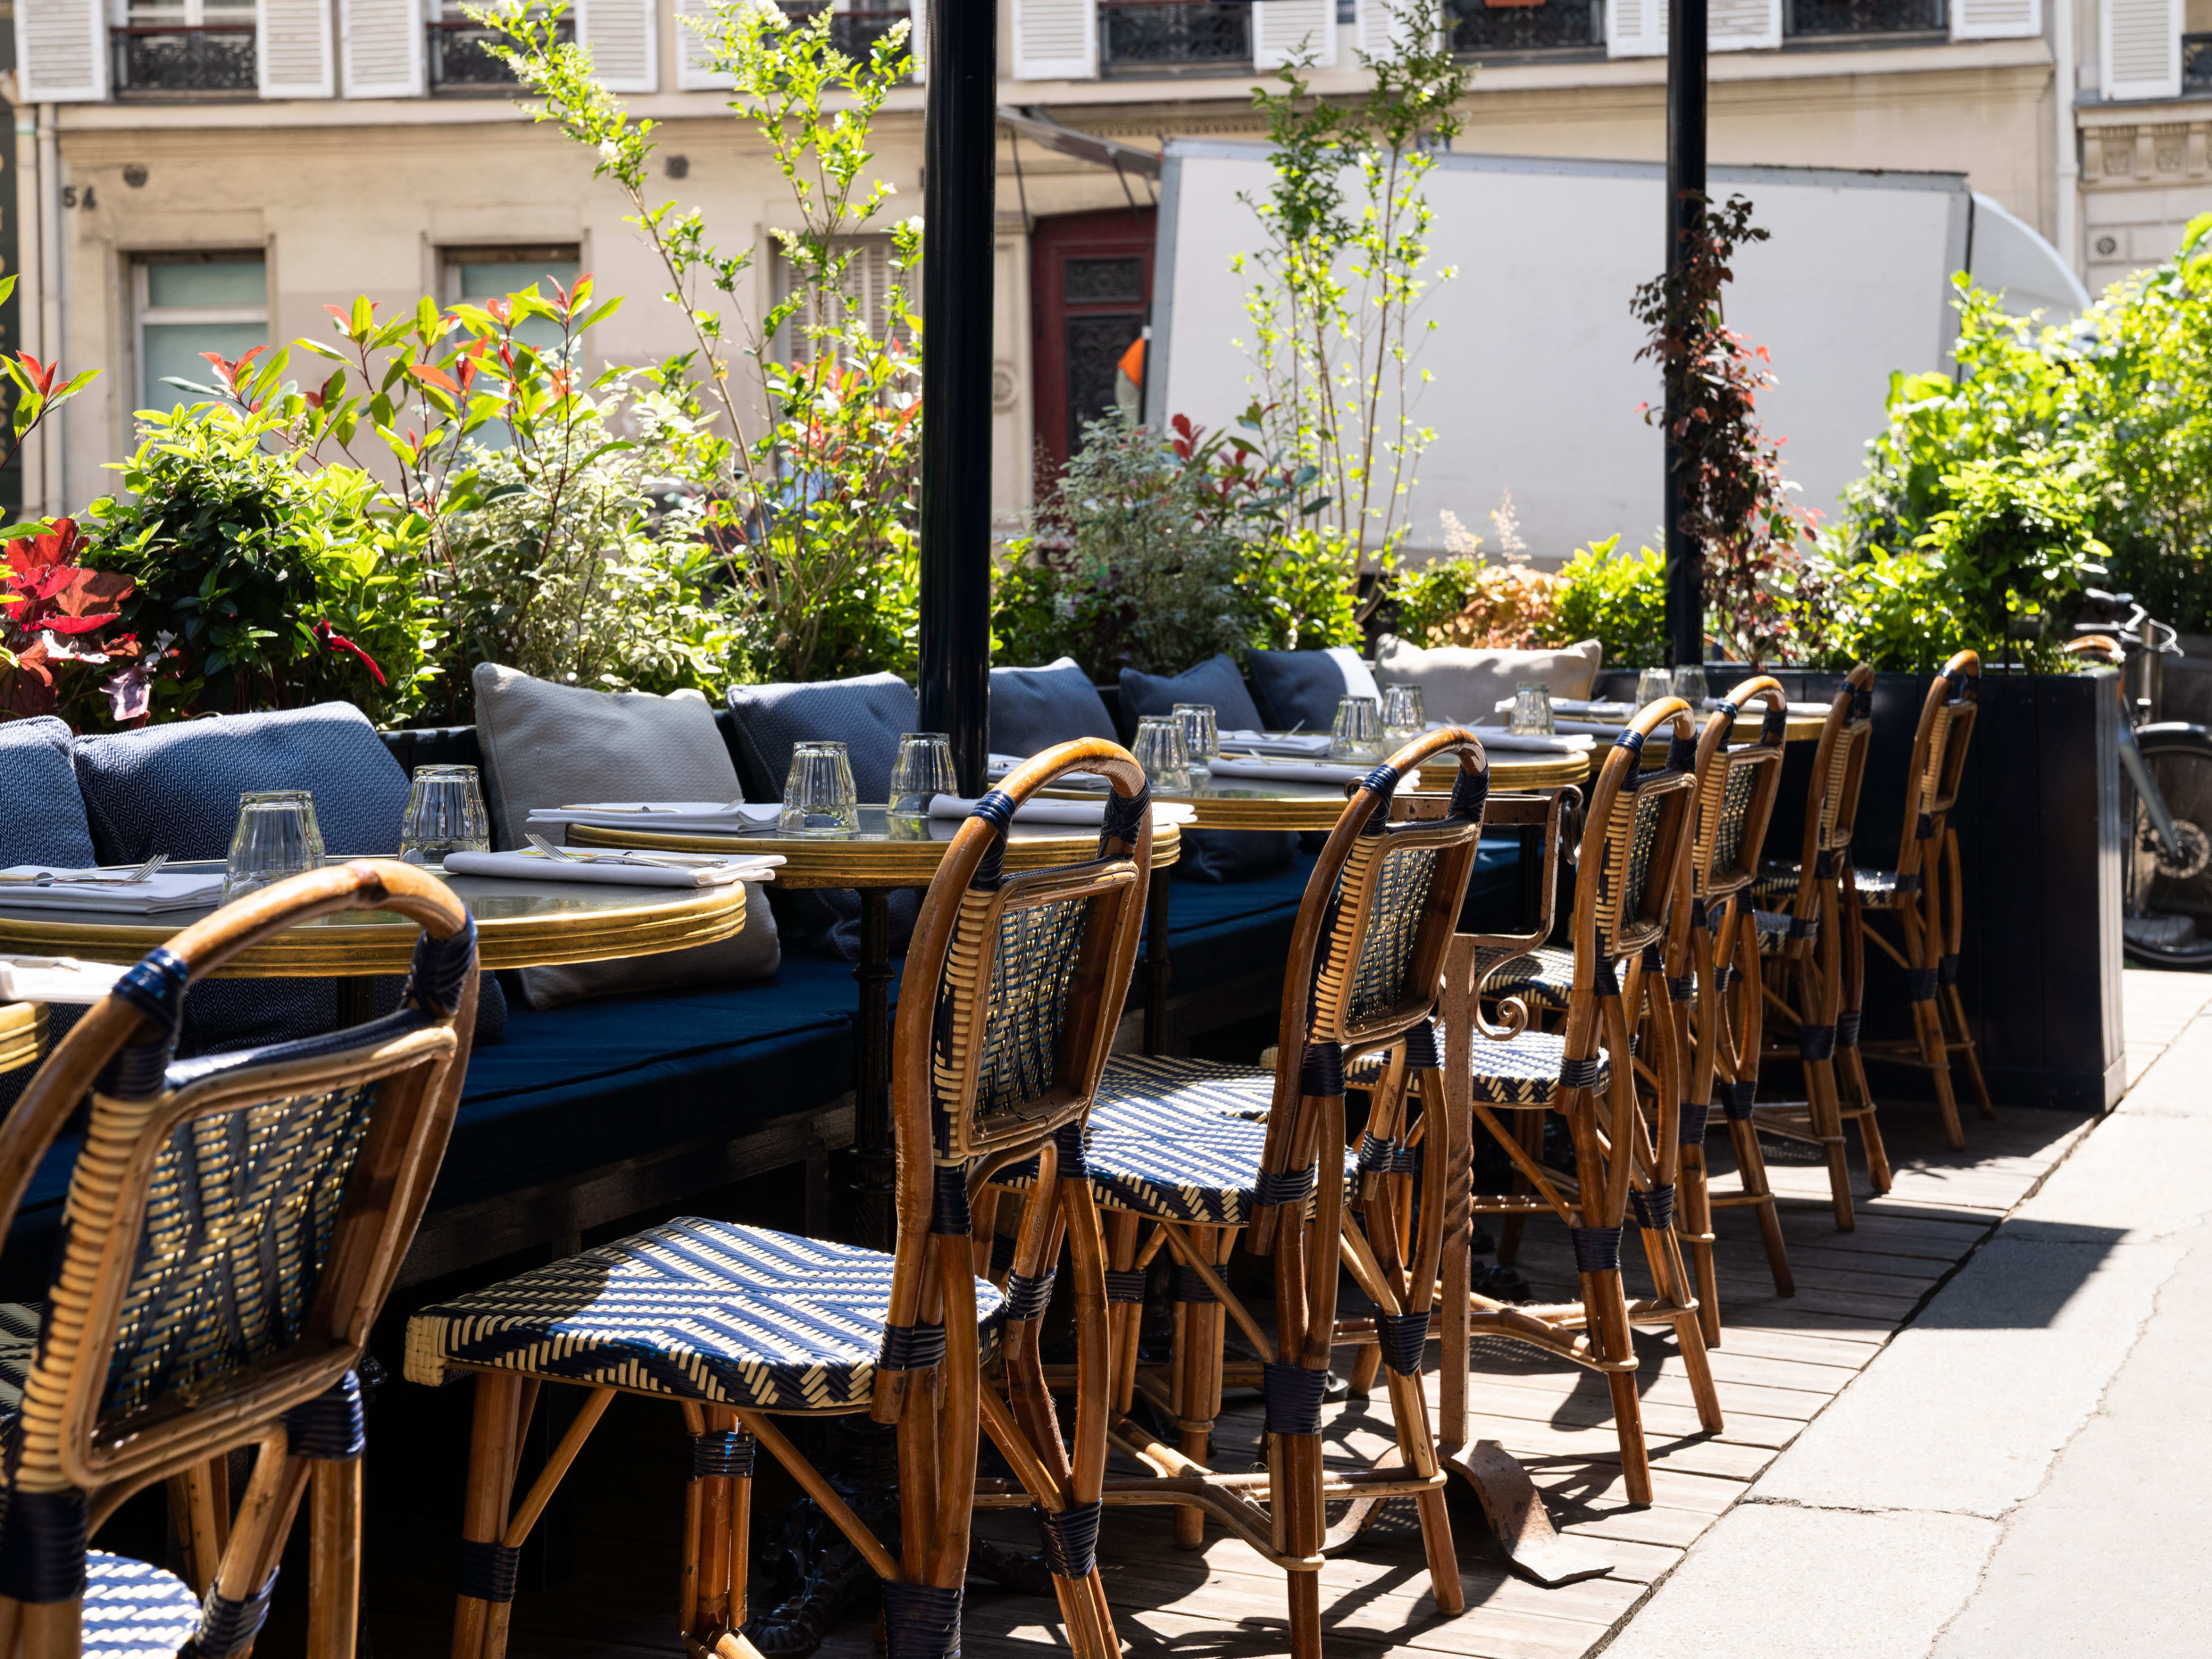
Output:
[[1597, 666, 2125, 1112]]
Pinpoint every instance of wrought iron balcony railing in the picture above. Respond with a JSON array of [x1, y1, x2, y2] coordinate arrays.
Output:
[[1448, 0, 1601, 55], [111, 24, 257, 96], [427, 16, 572, 89], [781, 3, 914, 59], [1783, 0, 1945, 37], [1100, 0, 1252, 75], [2186, 33, 2212, 90]]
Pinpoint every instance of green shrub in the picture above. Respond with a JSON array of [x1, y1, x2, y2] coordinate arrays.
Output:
[[1552, 536, 1666, 668]]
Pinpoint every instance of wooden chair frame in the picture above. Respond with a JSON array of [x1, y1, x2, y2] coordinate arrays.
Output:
[[437, 740, 1151, 1659], [1666, 675, 1793, 1344], [1014, 729, 1491, 1659], [1753, 664, 1891, 1228], [1850, 651, 1991, 1149], [1433, 700, 1724, 1508], [0, 861, 479, 1658]]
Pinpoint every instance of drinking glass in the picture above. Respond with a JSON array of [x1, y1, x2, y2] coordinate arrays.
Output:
[[399, 764, 491, 865], [223, 790, 325, 904], [1635, 667, 1673, 709], [1381, 684, 1426, 743], [1133, 715, 1192, 792], [889, 732, 957, 817], [1671, 665, 1709, 708], [1508, 684, 1555, 737], [1173, 703, 1220, 767], [780, 741, 859, 836], [1330, 695, 1385, 763]]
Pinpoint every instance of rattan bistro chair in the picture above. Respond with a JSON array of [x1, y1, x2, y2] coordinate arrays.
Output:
[[1749, 665, 1888, 1227], [1435, 700, 1723, 1508], [1666, 676, 1793, 1345], [0, 860, 479, 1658], [1007, 728, 1491, 1659], [408, 740, 1152, 1659]]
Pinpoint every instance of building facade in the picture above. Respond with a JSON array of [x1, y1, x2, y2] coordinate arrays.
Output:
[[1, 0, 2200, 521]]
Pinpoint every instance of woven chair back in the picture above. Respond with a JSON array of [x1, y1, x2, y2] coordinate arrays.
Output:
[[1691, 676, 1790, 902], [0, 862, 476, 1510], [1579, 701, 1702, 965], [1899, 652, 1981, 854], [1802, 664, 1877, 873]]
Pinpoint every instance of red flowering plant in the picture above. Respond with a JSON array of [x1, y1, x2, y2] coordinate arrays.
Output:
[[0, 517, 145, 722]]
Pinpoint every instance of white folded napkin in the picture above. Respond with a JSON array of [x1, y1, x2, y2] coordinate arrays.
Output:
[[0, 956, 129, 1003], [927, 797, 1196, 828], [986, 753, 1112, 790], [1461, 732, 1597, 755], [442, 849, 785, 888], [1203, 756, 1373, 785], [1218, 730, 1334, 759], [0, 868, 225, 914], [528, 801, 781, 836]]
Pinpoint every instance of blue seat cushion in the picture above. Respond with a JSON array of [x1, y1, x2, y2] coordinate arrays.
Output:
[[70, 702, 505, 1054], [0, 716, 96, 868], [725, 674, 921, 960], [1247, 647, 1381, 733], [988, 658, 1116, 756], [1118, 654, 1264, 738]]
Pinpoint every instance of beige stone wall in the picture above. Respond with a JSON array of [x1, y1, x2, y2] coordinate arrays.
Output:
[[2078, 113, 2212, 296]]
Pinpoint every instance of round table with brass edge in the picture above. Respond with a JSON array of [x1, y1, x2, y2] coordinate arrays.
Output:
[[1169, 751, 1592, 832], [570, 809, 1185, 1250], [0, 861, 752, 1021], [0, 1002, 44, 1075]]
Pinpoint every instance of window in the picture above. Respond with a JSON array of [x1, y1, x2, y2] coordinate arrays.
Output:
[[441, 244, 582, 353], [114, 0, 258, 96], [134, 253, 266, 415], [770, 236, 915, 363]]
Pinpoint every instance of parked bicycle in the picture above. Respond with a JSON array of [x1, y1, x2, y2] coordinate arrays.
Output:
[[2071, 589, 2212, 968]]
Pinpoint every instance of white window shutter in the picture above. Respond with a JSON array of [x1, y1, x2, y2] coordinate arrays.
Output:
[[1012, 0, 1096, 79], [259, 0, 336, 98], [16, 0, 109, 103], [1352, 0, 1423, 59], [908, 0, 927, 81], [1708, 0, 1779, 51], [1254, 0, 1336, 69], [1952, 0, 2040, 37], [341, 0, 424, 96], [2103, 0, 2181, 99], [1606, 0, 1665, 59], [577, 0, 656, 91], [675, 0, 732, 89]]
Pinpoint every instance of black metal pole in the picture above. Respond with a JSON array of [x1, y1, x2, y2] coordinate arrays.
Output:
[[1663, 0, 1707, 669], [918, 0, 997, 794]]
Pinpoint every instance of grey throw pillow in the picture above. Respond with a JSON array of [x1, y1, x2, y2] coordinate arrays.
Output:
[[473, 663, 779, 1007], [1118, 654, 1265, 740], [0, 717, 96, 868], [725, 672, 921, 961], [1371, 637, 1604, 726], [1246, 647, 1385, 733], [72, 702, 505, 1051], [988, 658, 1116, 756]]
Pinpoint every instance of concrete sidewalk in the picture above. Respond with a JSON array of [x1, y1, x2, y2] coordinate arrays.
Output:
[[1600, 969, 2212, 1659]]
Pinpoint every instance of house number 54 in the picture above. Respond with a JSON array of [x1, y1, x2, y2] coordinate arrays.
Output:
[[60, 186, 96, 209]]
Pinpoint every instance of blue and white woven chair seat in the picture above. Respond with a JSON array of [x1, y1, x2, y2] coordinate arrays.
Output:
[[1467, 1029, 1611, 1107], [78, 1552, 201, 1656], [0, 1300, 35, 1434], [1473, 946, 1574, 1012], [1753, 859, 1907, 910], [405, 1218, 1006, 1411], [1100, 1053, 1274, 1120], [1754, 911, 1795, 957]]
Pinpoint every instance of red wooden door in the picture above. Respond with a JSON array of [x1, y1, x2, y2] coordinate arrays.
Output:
[[1029, 206, 1158, 490]]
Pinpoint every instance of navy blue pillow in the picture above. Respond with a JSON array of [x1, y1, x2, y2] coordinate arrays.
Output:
[[73, 703, 504, 1053], [1118, 654, 1265, 741], [0, 717, 96, 868], [988, 658, 1115, 757], [725, 673, 922, 960], [1247, 648, 1376, 733]]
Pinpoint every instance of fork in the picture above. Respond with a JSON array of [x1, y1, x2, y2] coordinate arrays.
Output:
[[0, 853, 170, 888], [523, 834, 700, 872]]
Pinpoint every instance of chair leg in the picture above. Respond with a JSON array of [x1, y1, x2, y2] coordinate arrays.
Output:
[[1806, 1053, 1856, 1232], [1679, 1132, 1721, 1348], [1943, 983, 1994, 1119], [1912, 991, 1967, 1150], [1171, 1232, 1225, 1550], [308, 1457, 365, 1659], [452, 1373, 527, 1659], [1722, 1112, 1793, 1298]]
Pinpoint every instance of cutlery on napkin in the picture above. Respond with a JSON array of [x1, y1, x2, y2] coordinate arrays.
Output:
[[0, 868, 226, 915], [442, 849, 786, 888], [528, 801, 784, 837], [926, 796, 1196, 828], [0, 956, 130, 1003]]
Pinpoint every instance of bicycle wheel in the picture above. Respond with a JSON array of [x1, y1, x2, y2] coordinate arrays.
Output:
[[2125, 728, 2212, 968]]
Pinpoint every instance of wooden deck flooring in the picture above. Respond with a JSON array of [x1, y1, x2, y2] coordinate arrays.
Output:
[[328, 1080, 2101, 1659]]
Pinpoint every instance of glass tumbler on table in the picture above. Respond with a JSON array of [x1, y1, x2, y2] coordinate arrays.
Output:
[[1173, 703, 1219, 768], [1330, 695, 1385, 764], [399, 764, 491, 865], [1635, 667, 1673, 710], [1508, 684, 1555, 736], [1381, 683, 1426, 745], [1671, 665, 1709, 708], [890, 732, 957, 817], [1133, 715, 1192, 793], [781, 741, 860, 836], [223, 790, 326, 904]]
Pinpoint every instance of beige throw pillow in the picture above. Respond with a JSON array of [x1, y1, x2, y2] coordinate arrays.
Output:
[[471, 663, 779, 1007], [1370, 637, 1605, 726]]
